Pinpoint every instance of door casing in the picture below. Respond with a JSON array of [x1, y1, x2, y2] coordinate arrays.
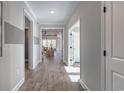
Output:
[[104, 1, 124, 91]]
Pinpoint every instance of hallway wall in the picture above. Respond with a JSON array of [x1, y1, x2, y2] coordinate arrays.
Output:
[[0, 1, 40, 90], [33, 23, 40, 69], [66, 1, 101, 91], [63, 26, 68, 64]]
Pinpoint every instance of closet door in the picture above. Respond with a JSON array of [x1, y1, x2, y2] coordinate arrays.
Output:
[[105, 1, 124, 90]]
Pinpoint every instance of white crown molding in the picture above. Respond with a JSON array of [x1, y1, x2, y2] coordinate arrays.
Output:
[[24, 1, 37, 22]]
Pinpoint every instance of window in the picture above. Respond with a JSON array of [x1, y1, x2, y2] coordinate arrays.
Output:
[[42, 39, 56, 49], [51, 40, 56, 48]]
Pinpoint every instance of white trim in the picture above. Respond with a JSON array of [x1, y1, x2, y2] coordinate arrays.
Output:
[[23, 9, 34, 70], [41, 27, 64, 30], [68, 19, 80, 66], [11, 78, 24, 91], [24, 1, 37, 21], [40, 23, 65, 26], [40, 27, 64, 62], [24, 9, 34, 23], [0, 2, 4, 59], [79, 79, 90, 91], [33, 60, 41, 69], [29, 65, 33, 70], [40, 28, 42, 62], [101, 1, 106, 91], [63, 60, 68, 65], [29, 60, 41, 70]]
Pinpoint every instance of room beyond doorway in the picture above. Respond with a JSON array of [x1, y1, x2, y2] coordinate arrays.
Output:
[[24, 15, 33, 80], [41, 28, 63, 62], [68, 20, 80, 67], [68, 20, 80, 83]]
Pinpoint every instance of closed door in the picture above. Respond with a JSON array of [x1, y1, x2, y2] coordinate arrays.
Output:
[[105, 1, 124, 90]]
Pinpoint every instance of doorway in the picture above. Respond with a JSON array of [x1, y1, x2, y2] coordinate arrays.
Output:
[[41, 28, 63, 63], [68, 20, 80, 67], [67, 20, 80, 82], [24, 15, 33, 80], [25, 28, 29, 69]]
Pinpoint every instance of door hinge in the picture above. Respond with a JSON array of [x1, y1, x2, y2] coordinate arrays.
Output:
[[103, 6, 106, 13], [103, 50, 106, 56]]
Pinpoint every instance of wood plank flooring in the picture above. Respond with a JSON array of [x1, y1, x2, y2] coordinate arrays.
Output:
[[19, 53, 83, 91]]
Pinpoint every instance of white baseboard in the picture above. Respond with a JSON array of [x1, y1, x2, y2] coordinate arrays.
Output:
[[63, 60, 68, 65], [28, 60, 41, 70], [29, 66, 33, 70], [79, 79, 90, 91], [33, 60, 41, 69], [38, 60, 42, 63], [11, 78, 24, 91]]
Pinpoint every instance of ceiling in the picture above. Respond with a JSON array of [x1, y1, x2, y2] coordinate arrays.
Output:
[[28, 1, 79, 25]]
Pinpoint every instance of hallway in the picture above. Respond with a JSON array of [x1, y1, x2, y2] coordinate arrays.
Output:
[[2, 1, 124, 91], [19, 52, 82, 91]]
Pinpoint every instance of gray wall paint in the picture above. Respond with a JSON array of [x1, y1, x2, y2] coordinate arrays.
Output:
[[4, 22, 24, 44], [63, 25, 68, 64], [34, 36, 39, 45], [67, 1, 101, 91]]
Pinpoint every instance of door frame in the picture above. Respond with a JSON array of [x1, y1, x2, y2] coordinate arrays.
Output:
[[0, 1, 4, 59], [101, 1, 106, 91], [39, 28, 42, 62], [40, 27, 64, 61], [68, 19, 80, 66], [23, 9, 33, 71], [103, 1, 124, 90]]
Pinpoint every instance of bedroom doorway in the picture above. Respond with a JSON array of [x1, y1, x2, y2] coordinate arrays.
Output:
[[24, 10, 33, 79], [67, 20, 80, 83], [68, 20, 80, 67]]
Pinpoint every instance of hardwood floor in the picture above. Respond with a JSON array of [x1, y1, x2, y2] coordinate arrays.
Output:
[[19, 52, 83, 91]]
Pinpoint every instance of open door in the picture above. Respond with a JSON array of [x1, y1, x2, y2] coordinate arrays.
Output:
[[105, 1, 124, 90]]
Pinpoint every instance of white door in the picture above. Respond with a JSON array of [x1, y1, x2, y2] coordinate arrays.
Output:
[[105, 1, 124, 91]]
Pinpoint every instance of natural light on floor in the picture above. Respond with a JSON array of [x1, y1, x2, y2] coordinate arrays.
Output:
[[64, 66, 80, 82]]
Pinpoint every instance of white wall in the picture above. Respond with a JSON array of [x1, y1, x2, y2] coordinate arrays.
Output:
[[33, 22, 40, 69], [0, 1, 40, 90], [74, 31, 80, 62], [67, 1, 101, 91]]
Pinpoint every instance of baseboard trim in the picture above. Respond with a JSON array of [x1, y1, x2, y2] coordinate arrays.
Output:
[[35, 60, 41, 68], [79, 79, 90, 91], [11, 78, 24, 91], [63, 60, 68, 65]]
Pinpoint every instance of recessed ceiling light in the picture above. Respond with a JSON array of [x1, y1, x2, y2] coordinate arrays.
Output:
[[50, 10, 55, 14]]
